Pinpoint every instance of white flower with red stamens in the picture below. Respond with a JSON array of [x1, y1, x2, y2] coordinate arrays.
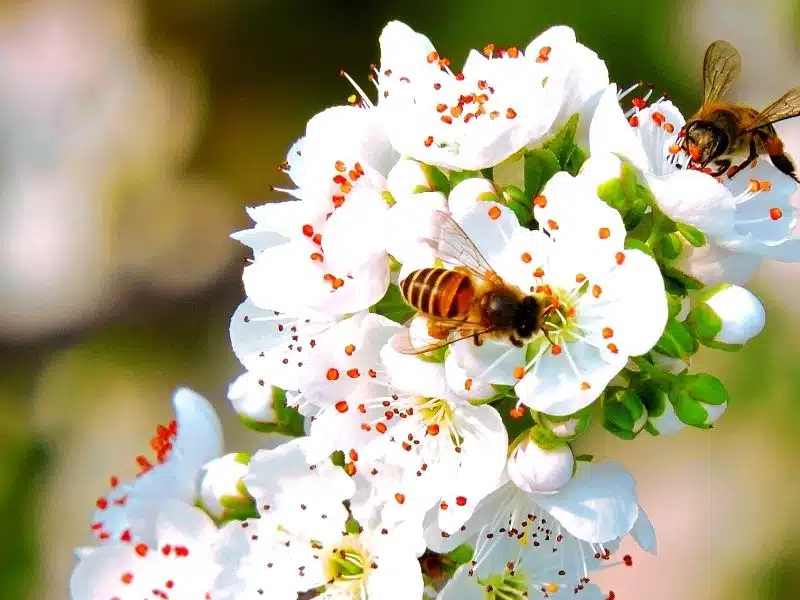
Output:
[[588, 84, 800, 270], [377, 21, 566, 171], [211, 437, 424, 600], [295, 312, 508, 535], [71, 501, 221, 600], [439, 187, 666, 416], [428, 462, 656, 600], [236, 104, 397, 317], [88, 388, 223, 548], [229, 298, 339, 393]]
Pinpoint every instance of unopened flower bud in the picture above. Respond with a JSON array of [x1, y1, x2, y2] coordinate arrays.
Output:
[[603, 389, 648, 440], [537, 406, 592, 440], [689, 284, 765, 345], [197, 453, 254, 521], [386, 158, 449, 201], [673, 373, 728, 428], [640, 385, 686, 436], [447, 177, 499, 221], [227, 371, 278, 425], [507, 432, 574, 494]]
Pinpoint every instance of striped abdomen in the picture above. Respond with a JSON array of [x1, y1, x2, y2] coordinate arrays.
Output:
[[400, 268, 474, 319]]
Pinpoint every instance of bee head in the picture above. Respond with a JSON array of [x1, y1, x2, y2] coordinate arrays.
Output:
[[512, 296, 541, 340], [683, 122, 729, 166]]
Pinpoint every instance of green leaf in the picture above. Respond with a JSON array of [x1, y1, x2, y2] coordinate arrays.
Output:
[[369, 284, 415, 325], [445, 544, 474, 566], [564, 144, 588, 176], [676, 222, 707, 247], [542, 112, 580, 164], [673, 392, 710, 427], [685, 303, 724, 341], [667, 294, 684, 319], [681, 373, 729, 406], [524, 148, 560, 200], [655, 318, 698, 360]]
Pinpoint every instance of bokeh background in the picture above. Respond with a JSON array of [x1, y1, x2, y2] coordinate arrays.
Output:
[[2, 0, 799, 598]]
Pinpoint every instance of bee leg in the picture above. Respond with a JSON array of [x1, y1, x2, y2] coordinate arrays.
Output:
[[770, 152, 800, 183], [708, 158, 731, 177], [472, 333, 483, 347], [727, 139, 759, 179], [427, 322, 452, 340], [509, 336, 524, 348]]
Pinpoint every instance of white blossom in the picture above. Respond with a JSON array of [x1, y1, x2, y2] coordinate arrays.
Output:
[[85, 388, 222, 549]]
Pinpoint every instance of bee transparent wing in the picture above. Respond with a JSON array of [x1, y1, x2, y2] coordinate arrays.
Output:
[[746, 87, 800, 130], [391, 322, 493, 355], [702, 40, 742, 104], [420, 211, 498, 282]]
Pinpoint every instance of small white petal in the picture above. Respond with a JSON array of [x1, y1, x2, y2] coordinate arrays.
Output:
[[704, 285, 766, 344], [507, 436, 574, 494], [589, 84, 649, 171], [630, 504, 657, 554], [447, 178, 498, 222], [532, 461, 639, 543]]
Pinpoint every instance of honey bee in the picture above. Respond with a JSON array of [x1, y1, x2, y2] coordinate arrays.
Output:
[[677, 40, 800, 182], [394, 210, 547, 355]]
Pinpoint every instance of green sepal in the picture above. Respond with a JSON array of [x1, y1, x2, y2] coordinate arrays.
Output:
[[701, 339, 744, 352], [696, 282, 731, 303], [537, 405, 593, 441], [685, 303, 724, 341], [667, 294, 684, 319], [501, 186, 532, 225], [233, 452, 251, 465], [672, 392, 711, 428], [449, 169, 484, 187], [597, 177, 626, 212], [602, 389, 647, 440], [420, 163, 451, 194], [564, 144, 588, 176], [661, 265, 705, 291], [574, 454, 594, 462], [416, 346, 448, 363], [445, 544, 474, 566], [655, 318, 698, 360], [676, 222, 707, 247], [624, 237, 655, 258], [657, 232, 683, 261], [679, 373, 729, 406], [477, 191, 502, 203], [638, 381, 671, 418], [238, 387, 305, 437], [480, 167, 494, 179], [468, 383, 515, 406], [524, 148, 560, 200], [370, 283, 416, 325], [528, 424, 564, 450], [542, 112, 580, 165]]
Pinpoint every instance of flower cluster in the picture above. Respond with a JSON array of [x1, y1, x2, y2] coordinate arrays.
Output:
[[70, 21, 797, 599]]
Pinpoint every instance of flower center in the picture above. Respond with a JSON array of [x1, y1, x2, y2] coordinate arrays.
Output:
[[324, 543, 369, 586], [478, 569, 528, 599], [418, 397, 463, 446]]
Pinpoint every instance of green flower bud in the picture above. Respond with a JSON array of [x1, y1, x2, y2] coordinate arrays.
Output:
[[671, 373, 729, 428], [688, 285, 765, 345], [507, 429, 574, 493], [537, 405, 592, 441], [197, 453, 256, 522]]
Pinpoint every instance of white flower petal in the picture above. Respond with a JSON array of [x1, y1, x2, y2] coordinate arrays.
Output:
[[364, 537, 425, 600], [245, 438, 355, 544], [532, 461, 639, 543], [229, 299, 330, 391], [457, 202, 520, 266], [169, 388, 223, 485], [380, 343, 450, 399], [645, 170, 736, 235], [507, 437, 574, 494], [384, 191, 449, 266], [705, 285, 766, 344], [447, 177, 498, 222], [227, 371, 278, 423], [322, 189, 389, 272], [154, 500, 218, 548], [675, 241, 762, 287], [589, 84, 649, 171], [447, 337, 526, 388], [630, 504, 657, 554]]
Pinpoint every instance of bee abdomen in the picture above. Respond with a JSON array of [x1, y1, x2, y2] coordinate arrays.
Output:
[[400, 268, 473, 319]]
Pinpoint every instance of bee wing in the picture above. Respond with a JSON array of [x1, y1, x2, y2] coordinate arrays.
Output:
[[746, 87, 800, 130], [391, 321, 494, 355], [702, 40, 742, 104], [420, 211, 499, 282]]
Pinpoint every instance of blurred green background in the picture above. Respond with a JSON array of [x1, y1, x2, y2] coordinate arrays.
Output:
[[1, 0, 799, 598]]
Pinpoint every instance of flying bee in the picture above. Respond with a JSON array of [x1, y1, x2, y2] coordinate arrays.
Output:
[[675, 39, 800, 182], [394, 210, 549, 355]]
